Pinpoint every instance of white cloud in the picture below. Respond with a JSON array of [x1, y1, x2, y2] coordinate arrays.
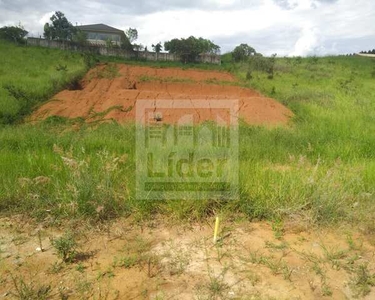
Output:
[[290, 24, 319, 56], [0, 0, 374, 56], [39, 11, 54, 26]]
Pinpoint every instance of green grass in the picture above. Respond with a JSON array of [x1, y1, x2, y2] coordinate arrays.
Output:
[[0, 40, 86, 124], [95, 54, 226, 71], [1, 41, 375, 227]]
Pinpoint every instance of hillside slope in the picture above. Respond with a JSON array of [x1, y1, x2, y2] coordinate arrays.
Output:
[[0, 44, 375, 229], [31, 63, 293, 126], [0, 40, 86, 124]]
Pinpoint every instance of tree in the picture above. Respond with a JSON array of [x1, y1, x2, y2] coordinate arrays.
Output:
[[0, 25, 28, 44], [133, 43, 144, 51], [164, 36, 220, 63], [72, 29, 87, 46], [152, 42, 162, 53], [232, 44, 256, 62], [125, 28, 138, 43], [43, 11, 76, 41], [120, 35, 133, 51]]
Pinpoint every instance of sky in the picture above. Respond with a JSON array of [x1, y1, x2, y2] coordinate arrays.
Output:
[[0, 0, 374, 56]]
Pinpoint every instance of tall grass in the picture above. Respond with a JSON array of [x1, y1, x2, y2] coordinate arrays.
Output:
[[1, 43, 375, 226], [0, 118, 374, 225], [0, 40, 86, 124]]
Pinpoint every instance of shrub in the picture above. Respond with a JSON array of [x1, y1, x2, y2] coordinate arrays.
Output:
[[232, 44, 256, 62], [51, 233, 77, 263], [11, 275, 51, 300], [0, 25, 28, 44]]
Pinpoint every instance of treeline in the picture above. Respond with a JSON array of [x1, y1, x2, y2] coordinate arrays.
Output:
[[0, 11, 263, 64], [0, 24, 28, 44], [360, 49, 375, 54]]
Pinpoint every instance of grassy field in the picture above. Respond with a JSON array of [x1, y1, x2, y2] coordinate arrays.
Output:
[[0, 40, 86, 124], [1, 41, 375, 229]]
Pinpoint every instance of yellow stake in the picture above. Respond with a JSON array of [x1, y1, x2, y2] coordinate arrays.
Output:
[[213, 216, 220, 243]]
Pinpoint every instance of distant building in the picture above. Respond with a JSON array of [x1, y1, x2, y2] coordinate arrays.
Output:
[[75, 23, 126, 46]]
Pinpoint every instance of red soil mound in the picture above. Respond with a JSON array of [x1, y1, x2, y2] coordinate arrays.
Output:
[[31, 64, 293, 126]]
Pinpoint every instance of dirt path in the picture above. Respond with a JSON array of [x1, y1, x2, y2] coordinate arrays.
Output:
[[1, 217, 375, 299], [30, 64, 293, 126]]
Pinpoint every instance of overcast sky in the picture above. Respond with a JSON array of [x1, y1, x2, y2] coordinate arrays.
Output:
[[0, 0, 374, 56]]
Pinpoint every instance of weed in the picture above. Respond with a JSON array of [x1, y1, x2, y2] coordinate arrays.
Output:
[[195, 268, 230, 300], [346, 234, 363, 251], [0, 40, 86, 124], [247, 250, 293, 281], [95, 63, 119, 79], [56, 64, 68, 72], [271, 219, 284, 239], [246, 271, 260, 286], [51, 232, 77, 263], [321, 244, 347, 269], [246, 70, 252, 80], [265, 240, 288, 250], [75, 277, 92, 296], [76, 262, 85, 273], [113, 255, 138, 268], [10, 275, 51, 300], [48, 261, 64, 274], [349, 264, 375, 297], [168, 250, 190, 276], [321, 282, 333, 296], [97, 269, 115, 280], [1, 47, 375, 229], [208, 275, 229, 298]]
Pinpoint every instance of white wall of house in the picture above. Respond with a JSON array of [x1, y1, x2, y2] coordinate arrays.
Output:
[[85, 31, 122, 46]]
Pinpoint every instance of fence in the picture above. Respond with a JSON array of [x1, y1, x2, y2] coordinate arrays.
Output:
[[27, 38, 221, 65]]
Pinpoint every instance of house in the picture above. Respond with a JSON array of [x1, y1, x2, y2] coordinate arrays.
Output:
[[75, 23, 126, 46]]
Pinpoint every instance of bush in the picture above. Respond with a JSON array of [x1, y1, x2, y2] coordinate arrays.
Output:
[[0, 25, 28, 44], [247, 53, 276, 79], [51, 233, 77, 263], [0, 39, 86, 124], [11, 275, 51, 300], [232, 44, 256, 62], [164, 36, 220, 63]]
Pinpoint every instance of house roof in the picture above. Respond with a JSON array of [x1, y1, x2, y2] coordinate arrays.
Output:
[[76, 24, 124, 34]]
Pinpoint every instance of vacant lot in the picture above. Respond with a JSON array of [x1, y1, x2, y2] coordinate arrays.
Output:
[[1, 42, 375, 299]]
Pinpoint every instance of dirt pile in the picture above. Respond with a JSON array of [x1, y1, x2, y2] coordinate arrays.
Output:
[[31, 64, 293, 125]]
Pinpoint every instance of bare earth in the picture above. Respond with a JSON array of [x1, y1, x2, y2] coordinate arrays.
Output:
[[31, 64, 293, 126], [1, 217, 375, 299]]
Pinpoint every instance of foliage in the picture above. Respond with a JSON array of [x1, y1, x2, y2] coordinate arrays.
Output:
[[0, 39, 86, 124], [247, 53, 277, 79], [51, 233, 77, 263], [232, 43, 256, 62], [164, 36, 220, 63], [105, 38, 114, 48], [360, 49, 375, 54], [1, 43, 375, 229], [349, 264, 375, 297], [72, 29, 88, 46], [120, 34, 134, 51], [152, 42, 163, 53], [11, 275, 51, 300], [0, 25, 28, 44], [125, 28, 138, 43], [133, 43, 144, 52], [43, 11, 76, 41]]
